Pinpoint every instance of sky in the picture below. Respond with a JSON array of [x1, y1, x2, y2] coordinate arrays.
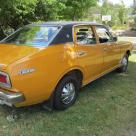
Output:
[[99, 0, 134, 7], [109, 0, 133, 7]]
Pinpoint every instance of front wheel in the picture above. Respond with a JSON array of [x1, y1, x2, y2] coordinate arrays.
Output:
[[53, 75, 80, 110], [117, 54, 129, 73]]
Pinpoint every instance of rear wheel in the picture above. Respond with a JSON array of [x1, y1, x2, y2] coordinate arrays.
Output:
[[54, 75, 81, 110], [117, 54, 129, 73]]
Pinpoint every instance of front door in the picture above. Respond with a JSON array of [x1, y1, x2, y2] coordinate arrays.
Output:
[[95, 26, 121, 73]]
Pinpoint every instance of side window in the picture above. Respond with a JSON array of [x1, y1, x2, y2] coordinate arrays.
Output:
[[75, 26, 96, 45], [96, 26, 113, 43]]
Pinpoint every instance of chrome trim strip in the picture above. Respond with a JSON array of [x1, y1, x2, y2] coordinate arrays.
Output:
[[83, 65, 120, 87]]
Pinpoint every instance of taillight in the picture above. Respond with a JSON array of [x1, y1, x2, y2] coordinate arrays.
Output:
[[0, 72, 11, 88], [0, 75, 7, 84]]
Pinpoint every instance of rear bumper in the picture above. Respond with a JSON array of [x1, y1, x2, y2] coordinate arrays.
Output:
[[0, 89, 25, 107]]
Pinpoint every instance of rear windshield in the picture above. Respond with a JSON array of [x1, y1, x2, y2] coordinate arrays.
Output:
[[1, 25, 61, 47]]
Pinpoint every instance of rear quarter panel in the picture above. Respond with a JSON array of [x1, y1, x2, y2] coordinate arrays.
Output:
[[7, 44, 82, 107]]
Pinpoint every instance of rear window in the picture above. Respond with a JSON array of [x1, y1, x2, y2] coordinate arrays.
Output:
[[1, 26, 61, 47]]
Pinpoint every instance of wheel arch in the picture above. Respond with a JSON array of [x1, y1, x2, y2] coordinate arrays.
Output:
[[126, 50, 131, 56], [56, 68, 84, 88], [44, 68, 84, 110], [45, 66, 85, 106], [53, 67, 84, 94]]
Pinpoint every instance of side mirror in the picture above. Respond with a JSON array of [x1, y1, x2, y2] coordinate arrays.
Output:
[[113, 36, 118, 42]]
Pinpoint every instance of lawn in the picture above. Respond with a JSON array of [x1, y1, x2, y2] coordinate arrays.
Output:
[[118, 37, 136, 43], [0, 54, 136, 136]]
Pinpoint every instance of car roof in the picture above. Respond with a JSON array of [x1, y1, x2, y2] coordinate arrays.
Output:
[[31, 21, 103, 27]]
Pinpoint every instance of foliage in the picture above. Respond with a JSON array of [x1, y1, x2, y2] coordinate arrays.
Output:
[[0, 0, 37, 29], [101, 0, 110, 15], [0, 0, 134, 40], [61, 0, 96, 20], [0, 0, 37, 39], [112, 24, 129, 30], [0, 0, 97, 40], [118, 1, 125, 25], [35, 0, 66, 21], [99, 0, 129, 27], [132, 0, 136, 28]]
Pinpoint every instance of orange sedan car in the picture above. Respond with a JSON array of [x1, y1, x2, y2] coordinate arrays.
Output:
[[0, 22, 133, 110]]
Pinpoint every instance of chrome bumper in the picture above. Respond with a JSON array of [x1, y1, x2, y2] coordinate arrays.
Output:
[[0, 89, 25, 107]]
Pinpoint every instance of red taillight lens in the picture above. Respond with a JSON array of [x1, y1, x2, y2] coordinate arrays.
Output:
[[0, 74, 7, 84], [0, 72, 11, 88]]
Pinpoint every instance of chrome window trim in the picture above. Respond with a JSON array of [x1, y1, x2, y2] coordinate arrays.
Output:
[[72, 24, 98, 46], [95, 25, 115, 43]]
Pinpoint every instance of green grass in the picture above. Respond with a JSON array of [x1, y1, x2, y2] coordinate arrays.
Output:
[[118, 37, 136, 43], [0, 54, 136, 136], [112, 25, 129, 30]]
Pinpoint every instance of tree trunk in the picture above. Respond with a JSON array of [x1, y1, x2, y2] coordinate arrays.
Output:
[[0, 26, 6, 40]]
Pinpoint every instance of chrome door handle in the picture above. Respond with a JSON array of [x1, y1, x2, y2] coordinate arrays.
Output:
[[77, 51, 87, 56], [103, 48, 108, 51]]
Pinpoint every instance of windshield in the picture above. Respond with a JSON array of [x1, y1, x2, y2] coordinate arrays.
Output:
[[1, 25, 61, 47]]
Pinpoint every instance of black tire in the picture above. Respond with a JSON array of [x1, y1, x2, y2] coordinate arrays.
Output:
[[117, 54, 129, 73], [53, 75, 81, 110]]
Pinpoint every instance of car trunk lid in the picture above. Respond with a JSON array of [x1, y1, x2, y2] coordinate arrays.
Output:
[[0, 44, 40, 69]]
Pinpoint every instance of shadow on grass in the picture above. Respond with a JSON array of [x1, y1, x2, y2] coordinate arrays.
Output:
[[1, 60, 136, 120]]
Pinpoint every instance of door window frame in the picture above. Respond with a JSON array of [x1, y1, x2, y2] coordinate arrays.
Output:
[[73, 24, 98, 46], [95, 25, 115, 44]]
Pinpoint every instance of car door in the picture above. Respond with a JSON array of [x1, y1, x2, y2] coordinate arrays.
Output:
[[95, 26, 121, 73], [73, 25, 103, 83]]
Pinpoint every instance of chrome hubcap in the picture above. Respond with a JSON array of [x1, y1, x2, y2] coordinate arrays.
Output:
[[122, 57, 127, 66], [121, 57, 128, 71], [61, 83, 75, 104]]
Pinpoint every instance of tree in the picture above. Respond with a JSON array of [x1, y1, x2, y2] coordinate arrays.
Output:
[[0, 0, 37, 40], [132, 0, 136, 27], [101, 0, 110, 15], [0, 26, 6, 40], [100, 0, 128, 27], [118, 1, 125, 25], [57, 0, 97, 21], [0, 0, 37, 28], [35, 0, 66, 21], [0, 0, 97, 40]]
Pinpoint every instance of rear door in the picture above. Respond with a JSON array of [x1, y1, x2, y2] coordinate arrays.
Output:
[[95, 26, 121, 73], [74, 25, 103, 82]]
